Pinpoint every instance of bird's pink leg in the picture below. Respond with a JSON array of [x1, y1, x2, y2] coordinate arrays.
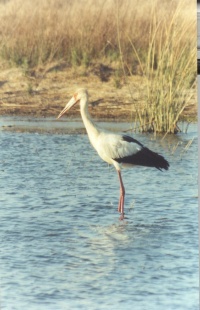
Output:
[[117, 170, 125, 220]]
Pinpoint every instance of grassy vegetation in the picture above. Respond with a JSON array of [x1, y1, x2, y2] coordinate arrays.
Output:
[[126, 0, 196, 133], [0, 0, 196, 133]]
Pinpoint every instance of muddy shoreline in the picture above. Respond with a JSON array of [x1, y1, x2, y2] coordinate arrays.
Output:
[[0, 66, 197, 121]]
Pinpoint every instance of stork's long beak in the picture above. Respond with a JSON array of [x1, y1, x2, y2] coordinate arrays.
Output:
[[57, 95, 78, 119]]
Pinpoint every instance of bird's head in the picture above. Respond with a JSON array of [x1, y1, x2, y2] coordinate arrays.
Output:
[[57, 88, 88, 119]]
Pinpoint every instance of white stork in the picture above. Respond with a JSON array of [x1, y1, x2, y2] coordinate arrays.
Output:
[[57, 88, 169, 220]]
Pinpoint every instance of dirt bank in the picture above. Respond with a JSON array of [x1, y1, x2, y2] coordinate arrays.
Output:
[[0, 64, 197, 121]]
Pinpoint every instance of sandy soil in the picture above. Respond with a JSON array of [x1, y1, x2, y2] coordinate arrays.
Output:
[[0, 63, 197, 121]]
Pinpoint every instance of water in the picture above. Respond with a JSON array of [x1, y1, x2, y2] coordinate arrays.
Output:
[[0, 118, 198, 310]]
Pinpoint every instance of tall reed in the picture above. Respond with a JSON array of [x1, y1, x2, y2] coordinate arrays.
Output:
[[126, 0, 196, 134]]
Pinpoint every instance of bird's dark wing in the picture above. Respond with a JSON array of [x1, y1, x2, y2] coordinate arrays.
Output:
[[114, 146, 169, 170], [122, 135, 144, 147]]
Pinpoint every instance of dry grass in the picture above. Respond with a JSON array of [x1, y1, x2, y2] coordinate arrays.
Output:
[[0, 0, 121, 67], [0, 0, 195, 69], [0, 0, 196, 132]]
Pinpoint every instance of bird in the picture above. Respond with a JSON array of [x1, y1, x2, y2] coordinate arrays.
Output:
[[57, 88, 169, 220]]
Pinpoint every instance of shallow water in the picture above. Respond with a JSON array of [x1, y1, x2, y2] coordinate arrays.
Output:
[[0, 118, 198, 310]]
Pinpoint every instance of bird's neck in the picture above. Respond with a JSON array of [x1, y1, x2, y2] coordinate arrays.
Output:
[[80, 98, 99, 143]]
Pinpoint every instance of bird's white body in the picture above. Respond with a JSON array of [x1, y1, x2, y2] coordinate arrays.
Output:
[[57, 88, 169, 220], [95, 131, 142, 169], [79, 95, 142, 170]]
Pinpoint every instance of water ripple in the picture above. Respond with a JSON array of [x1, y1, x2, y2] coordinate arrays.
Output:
[[0, 121, 198, 310]]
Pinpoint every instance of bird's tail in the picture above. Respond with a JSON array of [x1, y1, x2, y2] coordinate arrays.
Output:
[[131, 147, 169, 171], [114, 147, 169, 171]]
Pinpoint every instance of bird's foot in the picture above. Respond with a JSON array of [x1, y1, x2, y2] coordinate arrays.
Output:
[[119, 213, 125, 220]]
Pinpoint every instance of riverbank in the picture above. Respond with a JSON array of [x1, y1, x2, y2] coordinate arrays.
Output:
[[0, 65, 197, 122]]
